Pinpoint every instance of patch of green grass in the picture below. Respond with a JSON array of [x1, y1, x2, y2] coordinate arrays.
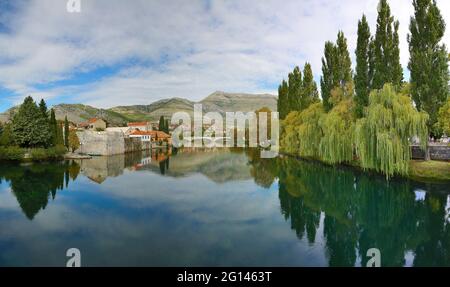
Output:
[[409, 160, 450, 182]]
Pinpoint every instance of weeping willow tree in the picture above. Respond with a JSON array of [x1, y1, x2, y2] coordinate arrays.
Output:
[[280, 103, 325, 158], [280, 111, 302, 155], [355, 84, 428, 179], [296, 103, 324, 158], [318, 82, 355, 164], [319, 98, 355, 164]]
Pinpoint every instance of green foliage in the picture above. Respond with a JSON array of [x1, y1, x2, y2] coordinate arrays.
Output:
[[159, 116, 166, 132], [39, 99, 48, 118], [321, 32, 353, 111], [0, 123, 14, 146], [288, 66, 303, 111], [355, 15, 372, 118], [355, 84, 429, 178], [408, 0, 449, 136], [30, 146, 66, 161], [436, 98, 450, 135], [0, 146, 25, 161], [301, 63, 320, 109], [319, 99, 355, 164], [55, 121, 64, 146], [321, 41, 337, 112], [279, 64, 319, 118], [12, 96, 52, 148], [372, 0, 403, 89], [277, 80, 289, 119], [64, 116, 69, 148], [69, 130, 80, 152], [49, 109, 58, 146], [296, 103, 324, 158]]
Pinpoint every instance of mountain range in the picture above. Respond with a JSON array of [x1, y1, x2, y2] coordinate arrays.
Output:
[[0, 91, 277, 126]]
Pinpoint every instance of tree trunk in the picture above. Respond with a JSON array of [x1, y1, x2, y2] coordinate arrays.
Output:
[[425, 144, 431, 161]]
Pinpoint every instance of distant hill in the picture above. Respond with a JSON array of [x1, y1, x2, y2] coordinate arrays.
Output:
[[0, 92, 277, 125], [110, 97, 195, 122], [200, 91, 277, 114]]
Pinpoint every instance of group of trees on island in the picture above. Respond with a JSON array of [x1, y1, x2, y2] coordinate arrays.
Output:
[[278, 0, 449, 178], [0, 96, 80, 160]]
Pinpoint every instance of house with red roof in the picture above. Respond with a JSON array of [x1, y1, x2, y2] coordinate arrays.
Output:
[[127, 121, 151, 132], [78, 118, 106, 130]]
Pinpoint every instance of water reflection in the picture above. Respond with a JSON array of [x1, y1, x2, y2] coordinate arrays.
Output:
[[246, 152, 450, 267], [0, 148, 448, 266]]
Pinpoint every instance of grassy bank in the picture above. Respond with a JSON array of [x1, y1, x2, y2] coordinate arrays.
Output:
[[0, 146, 67, 162], [409, 160, 450, 182], [281, 152, 450, 183]]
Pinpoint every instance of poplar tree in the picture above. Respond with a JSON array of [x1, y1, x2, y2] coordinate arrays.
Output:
[[64, 116, 69, 148], [321, 42, 337, 112], [288, 66, 302, 111], [277, 80, 289, 120], [355, 15, 372, 118], [372, 0, 403, 89], [49, 109, 58, 146], [301, 63, 319, 111], [321, 32, 353, 111], [408, 0, 449, 136]]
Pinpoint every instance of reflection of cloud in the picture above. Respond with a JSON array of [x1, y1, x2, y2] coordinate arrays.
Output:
[[0, 167, 327, 266]]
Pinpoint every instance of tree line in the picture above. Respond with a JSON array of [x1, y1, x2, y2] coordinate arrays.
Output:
[[278, 0, 449, 178], [0, 96, 80, 160]]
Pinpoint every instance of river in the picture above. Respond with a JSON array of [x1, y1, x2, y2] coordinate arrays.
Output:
[[0, 148, 448, 266]]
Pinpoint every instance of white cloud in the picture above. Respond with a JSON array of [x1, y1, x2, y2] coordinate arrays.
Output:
[[0, 0, 449, 108]]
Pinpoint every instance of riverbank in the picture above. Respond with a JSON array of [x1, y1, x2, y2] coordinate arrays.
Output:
[[280, 152, 450, 183], [0, 146, 67, 162]]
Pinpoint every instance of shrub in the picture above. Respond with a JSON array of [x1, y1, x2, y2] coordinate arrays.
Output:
[[0, 146, 25, 161], [30, 148, 48, 161], [30, 146, 66, 161]]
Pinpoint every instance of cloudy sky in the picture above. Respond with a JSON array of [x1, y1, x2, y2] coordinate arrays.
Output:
[[0, 0, 449, 111]]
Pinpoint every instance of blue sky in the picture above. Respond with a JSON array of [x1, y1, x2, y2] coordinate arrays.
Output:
[[0, 0, 449, 112]]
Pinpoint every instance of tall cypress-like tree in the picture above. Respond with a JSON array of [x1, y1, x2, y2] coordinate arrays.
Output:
[[335, 31, 353, 87], [321, 32, 353, 111], [355, 15, 372, 118], [64, 116, 69, 148], [278, 79, 289, 119], [55, 121, 64, 146], [408, 0, 449, 136], [159, 116, 166, 132], [288, 66, 303, 111], [301, 63, 319, 111], [372, 0, 403, 89], [321, 41, 337, 112], [39, 99, 48, 118], [49, 109, 58, 146]]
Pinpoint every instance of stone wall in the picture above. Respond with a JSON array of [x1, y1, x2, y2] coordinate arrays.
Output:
[[77, 131, 150, 156], [411, 145, 450, 161]]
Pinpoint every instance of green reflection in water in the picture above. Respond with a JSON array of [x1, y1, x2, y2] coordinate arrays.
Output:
[[0, 148, 448, 266]]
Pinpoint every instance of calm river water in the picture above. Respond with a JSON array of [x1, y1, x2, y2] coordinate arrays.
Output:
[[0, 148, 449, 266]]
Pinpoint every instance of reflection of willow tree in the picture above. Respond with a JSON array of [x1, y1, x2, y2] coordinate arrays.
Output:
[[247, 153, 450, 267], [413, 193, 450, 267], [0, 161, 80, 220]]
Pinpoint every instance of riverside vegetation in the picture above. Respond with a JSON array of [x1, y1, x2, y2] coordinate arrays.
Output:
[[278, 0, 450, 180], [0, 96, 79, 161]]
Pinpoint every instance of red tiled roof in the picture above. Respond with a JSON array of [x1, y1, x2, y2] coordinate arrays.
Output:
[[128, 122, 149, 127], [130, 130, 153, 136], [88, 118, 100, 124], [78, 118, 102, 127], [130, 130, 171, 138]]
